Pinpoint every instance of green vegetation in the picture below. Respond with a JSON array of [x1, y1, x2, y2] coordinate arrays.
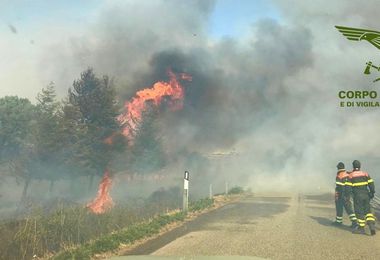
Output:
[[0, 187, 182, 260], [189, 198, 214, 212], [53, 212, 186, 260], [128, 108, 167, 174], [228, 186, 245, 194], [0, 68, 219, 260], [0, 68, 128, 199], [52, 197, 213, 260]]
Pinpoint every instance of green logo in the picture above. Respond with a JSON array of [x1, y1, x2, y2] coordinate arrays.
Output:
[[335, 25, 380, 82]]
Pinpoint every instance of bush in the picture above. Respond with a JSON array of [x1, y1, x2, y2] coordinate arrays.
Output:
[[228, 186, 245, 194], [189, 198, 214, 212]]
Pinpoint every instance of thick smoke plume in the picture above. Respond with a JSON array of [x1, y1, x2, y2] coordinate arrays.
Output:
[[39, 0, 380, 193], [3, 0, 380, 200]]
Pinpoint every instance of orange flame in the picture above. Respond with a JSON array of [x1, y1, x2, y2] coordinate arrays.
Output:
[[87, 69, 191, 214], [118, 69, 192, 137], [86, 171, 114, 214]]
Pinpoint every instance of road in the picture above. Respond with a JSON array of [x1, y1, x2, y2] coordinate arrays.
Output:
[[117, 194, 380, 260]]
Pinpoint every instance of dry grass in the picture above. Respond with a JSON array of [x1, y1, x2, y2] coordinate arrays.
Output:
[[0, 194, 180, 260]]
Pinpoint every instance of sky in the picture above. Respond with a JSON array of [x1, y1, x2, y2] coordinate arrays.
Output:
[[0, 0, 101, 99], [0, 0, 280, 100], [208, 0, 280, 38]]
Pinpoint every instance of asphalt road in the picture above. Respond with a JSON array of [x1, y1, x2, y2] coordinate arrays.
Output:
[[117, 194, 380, 260]]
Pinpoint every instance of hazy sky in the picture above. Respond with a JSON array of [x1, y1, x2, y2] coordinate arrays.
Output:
[[0, 0, 100, 99], [0, 0, 278, 100]]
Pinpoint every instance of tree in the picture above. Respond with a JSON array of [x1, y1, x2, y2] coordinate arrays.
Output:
[[0, 96, 36, 199], [67, 68, 125, 189], [0, 96, 35, 161], [33, 83, 62, 160], [59, 98, 87, 173], [29, 83, 68, 192], [129, 107, 167, 174]]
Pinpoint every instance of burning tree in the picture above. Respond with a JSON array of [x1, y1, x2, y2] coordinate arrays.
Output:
[[67, 68, 125, 193], [118, 69, 191, 138], [120, 69, 192, 175], [129, 107, 167, 174], [85, 68, 190, 214]]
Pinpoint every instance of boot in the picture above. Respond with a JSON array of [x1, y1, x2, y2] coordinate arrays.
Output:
[[332, 221, 342, 226], [351, 221, 358, 229], [352, 226, 365, 235], [369, 223, 376, 236]]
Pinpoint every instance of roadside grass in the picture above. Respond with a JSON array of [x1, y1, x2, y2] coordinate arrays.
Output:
[[214, 186, 246, 196], [53, 212, 186, 260], [0, 187, 182, 260], [53, 198, 214, 259], [189, 197, 214, 212]]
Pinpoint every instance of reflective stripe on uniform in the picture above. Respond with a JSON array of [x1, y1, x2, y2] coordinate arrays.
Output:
[[357, 219, 366, 227], [336, 216, 343, 219], [365, 213, 376, 222], [368, 179, 374, 183], [349, 214, 357, 221], [345, 182, 353, 186], [336, 181, 345, 186], [352, 182, 369, 187]]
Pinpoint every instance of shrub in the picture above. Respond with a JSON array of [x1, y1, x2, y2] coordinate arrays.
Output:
[[228, 186, 245, 194]]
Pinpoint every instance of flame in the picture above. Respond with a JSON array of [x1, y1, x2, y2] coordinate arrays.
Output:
[[86, 171, 114, 214], [87, 69, 191, 214], [118, 69, 192, 137]]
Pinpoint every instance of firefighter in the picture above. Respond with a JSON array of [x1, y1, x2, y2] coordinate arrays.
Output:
[[333, 162, 357, 227], [346, 160, 376, 235]]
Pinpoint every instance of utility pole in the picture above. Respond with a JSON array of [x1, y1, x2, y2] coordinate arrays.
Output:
[[183, 171, 189, 212]]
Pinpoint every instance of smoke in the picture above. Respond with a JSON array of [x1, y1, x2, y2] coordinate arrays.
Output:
[[3, 0, 380, 200], [40, 0, 380, 194]]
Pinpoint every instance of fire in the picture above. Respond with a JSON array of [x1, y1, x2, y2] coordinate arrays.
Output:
[[118, 69, 192, 137], [87, 69, 191, 214], [86, 171, 114, 214]]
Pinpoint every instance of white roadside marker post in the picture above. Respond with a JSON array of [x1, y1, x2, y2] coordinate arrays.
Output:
[[225, 181, 229, 195], [183, 171, 189, 212], [209, 184, 213, 199]]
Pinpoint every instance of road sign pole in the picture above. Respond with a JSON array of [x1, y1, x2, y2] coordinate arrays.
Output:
[[183, 171, 189, 212]]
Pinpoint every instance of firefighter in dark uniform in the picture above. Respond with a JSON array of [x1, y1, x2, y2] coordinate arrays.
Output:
[[346, 160, 376, 235], [333, 162, 357, 226]]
